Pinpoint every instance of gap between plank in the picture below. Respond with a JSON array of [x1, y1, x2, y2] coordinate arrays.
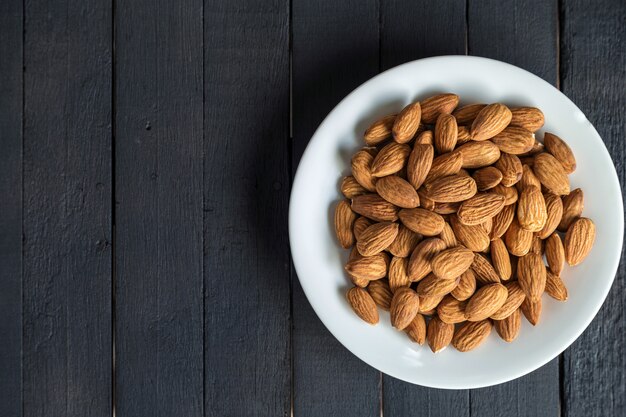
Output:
[[111, 0, 117, 415]]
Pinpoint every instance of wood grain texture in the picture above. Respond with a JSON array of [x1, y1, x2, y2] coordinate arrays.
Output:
[[381, 2, 469, 415], [22, 0, 112, 416], [291, 1, 381, 416], [467, 1, 560, 415], [203, 1, 291, 416], [0, 0, 22, 415], [561, 0, 626, 416], [115, 0, 204, 415]]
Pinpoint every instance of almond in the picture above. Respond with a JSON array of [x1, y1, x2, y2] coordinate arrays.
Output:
[[357, 222, 399, 256], [453, 103, 486, 124], [407, 143, 435, 189], [415, 130, 434, 145], [494, 308, 522, 342], [390, 287, 420, 330], [422, 174, 477, 203], [495, 153, 523, 186], [364, 114, 396, 146], [451, 269, 477, 301], [352, 216, 373, 240], [558, 188, 584, 231], [516, 164, 542, 192], [388, 257, 411, 292], [351, 149, 378, 191], [434, 113, 458, 153], [407, 238, 446, 282], [544, 132, 576, 173], [490, 204, 516, 240], [490, 238, 511, 280], [335, 200, 357, 248], [346, 287, 379, 324], [431, 246, 474, 280], [351, 194, 399, 222], [492, 184, 519, 205], [418, 192, 436, 210], [437, 295, 467, 324], [545, 233, 565, 275], [348, 246, 362, 263], [376, 175, 420, 208], [479, 217, 493, 235], [405, 314, 427, 344], [399, 208, 445, 236], [533, 152, 570, 195], [450, 215, 490, 252], [424, 151, 464, 183], [521, 297, 541, 326], [434, 202, 461, 215], [537, 193, 563, 239], [509, 107, 545, 132], [517, 186, 547, 232], [367, 279, 393, 310], [545, 271, 568, 301], [391, 103, 421, 143], [371, 142, 411, 177], [472, 166, 503, 191], [504, 217, 533, 256], [420, 93, 459, 124], [345, 252, 389, 282], [453, 320, 492, 352], [490, 281, 525, 320], [438, 222, 457, 248], [491, 126, 535, 154], [564, 217, 596, 266], [457, 193, 505, 225], [427, 316, 455, 353], [454, 141, 501, 168], [341, 176, 368, 199], [416, 273, 460, 297], [418, 293, 445, 313], [471, 103, 512, 141], [457, 126, 472, 143], [530, 235, 544, 255], [471, 253, 501, 285], [517, 253, 547, 301], [387, 225, 422, 257], [465, 283, 508, 321]]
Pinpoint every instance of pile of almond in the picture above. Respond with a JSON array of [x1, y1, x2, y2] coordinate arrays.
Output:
[[336, 93, 596, 353]]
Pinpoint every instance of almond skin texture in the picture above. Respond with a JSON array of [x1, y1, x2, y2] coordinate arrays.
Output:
[[454, 141, 501, 168], [415, 130, 434, 145], [521, 297, 541, 326], [351, 194, 399, 222], [471, 253, 501, 285], [346, 287, 379, 324], [345, 252, 389, 282], [364, 114, 396, 146], [495, 308, 522, 342], [427, 316, 455, 353], [405, 314, 427, 344], [465, 283, 508, 321], [353, 216, 373, 240], [490, 204, 516, 240], [418, 192, 436, 210], [518, 253, 547, 302], [420, 93, 460, 124], [424, 151, 464, 183], [451, 269, 477, 301], [418, 294, 445, 313], [517, 186, 547, 232], [545, 232, 565, 275], [351, 149, 378, 192], [450, 215, 490, 252], [471, 103, 512, 141], [453, 320, 492, 352], [341, 176, 368, 199], [416, 273, 460, 297], [392, 102, 422, 143], [491, 126, 535, 154], [545, 271, 568, 301], [407, 144, 434, 189], [516, 164, 542, 192], [437, 296, 468, 324], [422, 174, 478, 203], [438, 222, 457, 248], [457, 126, 472, 143], [335, 200, 357, 248], [371, 142, 411, 177], [564, 217, 596, 266], [537, 193, 564, 239], [509, 107, 545, 132], [387, 225, 422, 258], [558, 188, 584, 232], [544, 132, 576, 173], [388, 257, 411, 292], [399, 208, 445, 236], [492, 184, 519, 205], [453, 103, 486, 124], [435, 113, 458, 153], [495, 153, 523, 186], [504, 217, 534, 256], [533, 152, 570, 195], [390, 287, 420, 330], [479, 217, 493, 235], [408, 238, 447, 282], [490, 238, 512, 280], [490, 281, 526, 320], [357, 222, 399, 256], [376, 175, 420, 208], [473, 166, 503, 191], [431, 246, 474, 280], [457, 193, 506, 226], [367, 279, 393, 310]]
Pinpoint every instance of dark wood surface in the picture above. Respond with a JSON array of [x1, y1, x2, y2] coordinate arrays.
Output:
[[0, 0, 624, 416]]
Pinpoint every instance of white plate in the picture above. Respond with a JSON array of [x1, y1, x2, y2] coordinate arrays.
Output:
[[289, 56, 623, 389]]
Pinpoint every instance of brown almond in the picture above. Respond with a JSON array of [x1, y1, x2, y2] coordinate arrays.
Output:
[[388, 257, 411, 292], [438, 222, 457, 248], [437, 295, 467, 324], [453, 103, 487, 124], [407, 144, 434, 189], [516, 164, 542, 192], [531, 235, 544, 255], [471, 103, 512, 141], [457, 193, 506, 226], [387, 225, 422, 258], [545, 232, 565, 275], [416, 273, 460, 297], [457, 126, 472, 143], [351, 149, 377, 192], [450, 215, 490, 252], [465, 283, 508, 321], [392, 102, 422, 143], [424, 151, 464, 183], [353, 216, 373, 240], [390, 287, 420, 330], [520, 140, 545, 157], [490, 204, 516, 240], [517, 252, 547, 301], [405, 314, 427, 344], [451, 269, 477, 301], [504, 217, 534, 256], [376, 176, 420, 208], [422, 174, 478, 203], [494, 308, 522, 342], [415, 130, 434, 145], [471, 253, 501, 285], [434, 113, 458, 153], [558, 188, 584, 232], [346, 287, 379, 324], [371, 142, 411, 177], [351, 194, 399, 222], [427, 316, 455, 353], [341, 176, 368, 199], [473, 167, 503, 191], [517, 186, 547, 232], [357, 222, 399, 256], [453, 320, 492, 352], [491, 126, 535, 154], [345, 252, 389, 282], [399, 208, 445, 236], [335, 200, 357, 249], [407, 238, 447, 282], [544, 132, 576, 173], [490, 281, 525, 320], [495, 153, 523, 187], [349, 246, 362, 263], [479, 217, 493, 235], [418, 294, 445, 313], [434, 202, 461, 215], [367, 279, 393, 310], [420, 93, 460, 124], [492, 184, 519, 205], [431, 246, 474, 280], [537, 193, 564, 239], [564, 217, 596, 266], [454, 141, 501, 168], [364, 114, 396, 146], [509, 107, 545, 132], [545, 271, 568, 301], [533, 153, 570, 195], [521, 297, 541, 326], [490, 238, 511, 281]]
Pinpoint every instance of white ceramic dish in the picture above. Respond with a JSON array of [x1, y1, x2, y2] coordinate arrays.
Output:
[[289, 56, 623, 389]]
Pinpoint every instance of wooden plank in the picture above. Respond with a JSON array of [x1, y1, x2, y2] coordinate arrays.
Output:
[[203, 1, 291, 415], [291, 1, 381, 416], [561, 0, 626, 416], [22, 0, 112, 416], [0, 0, 22, 415], [380, 1, 469, 415], [467, 1, 560, 416], [114, 0, 204, 415]]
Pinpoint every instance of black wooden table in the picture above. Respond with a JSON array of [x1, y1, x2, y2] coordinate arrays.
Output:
[[0, 0, 624, 416]]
